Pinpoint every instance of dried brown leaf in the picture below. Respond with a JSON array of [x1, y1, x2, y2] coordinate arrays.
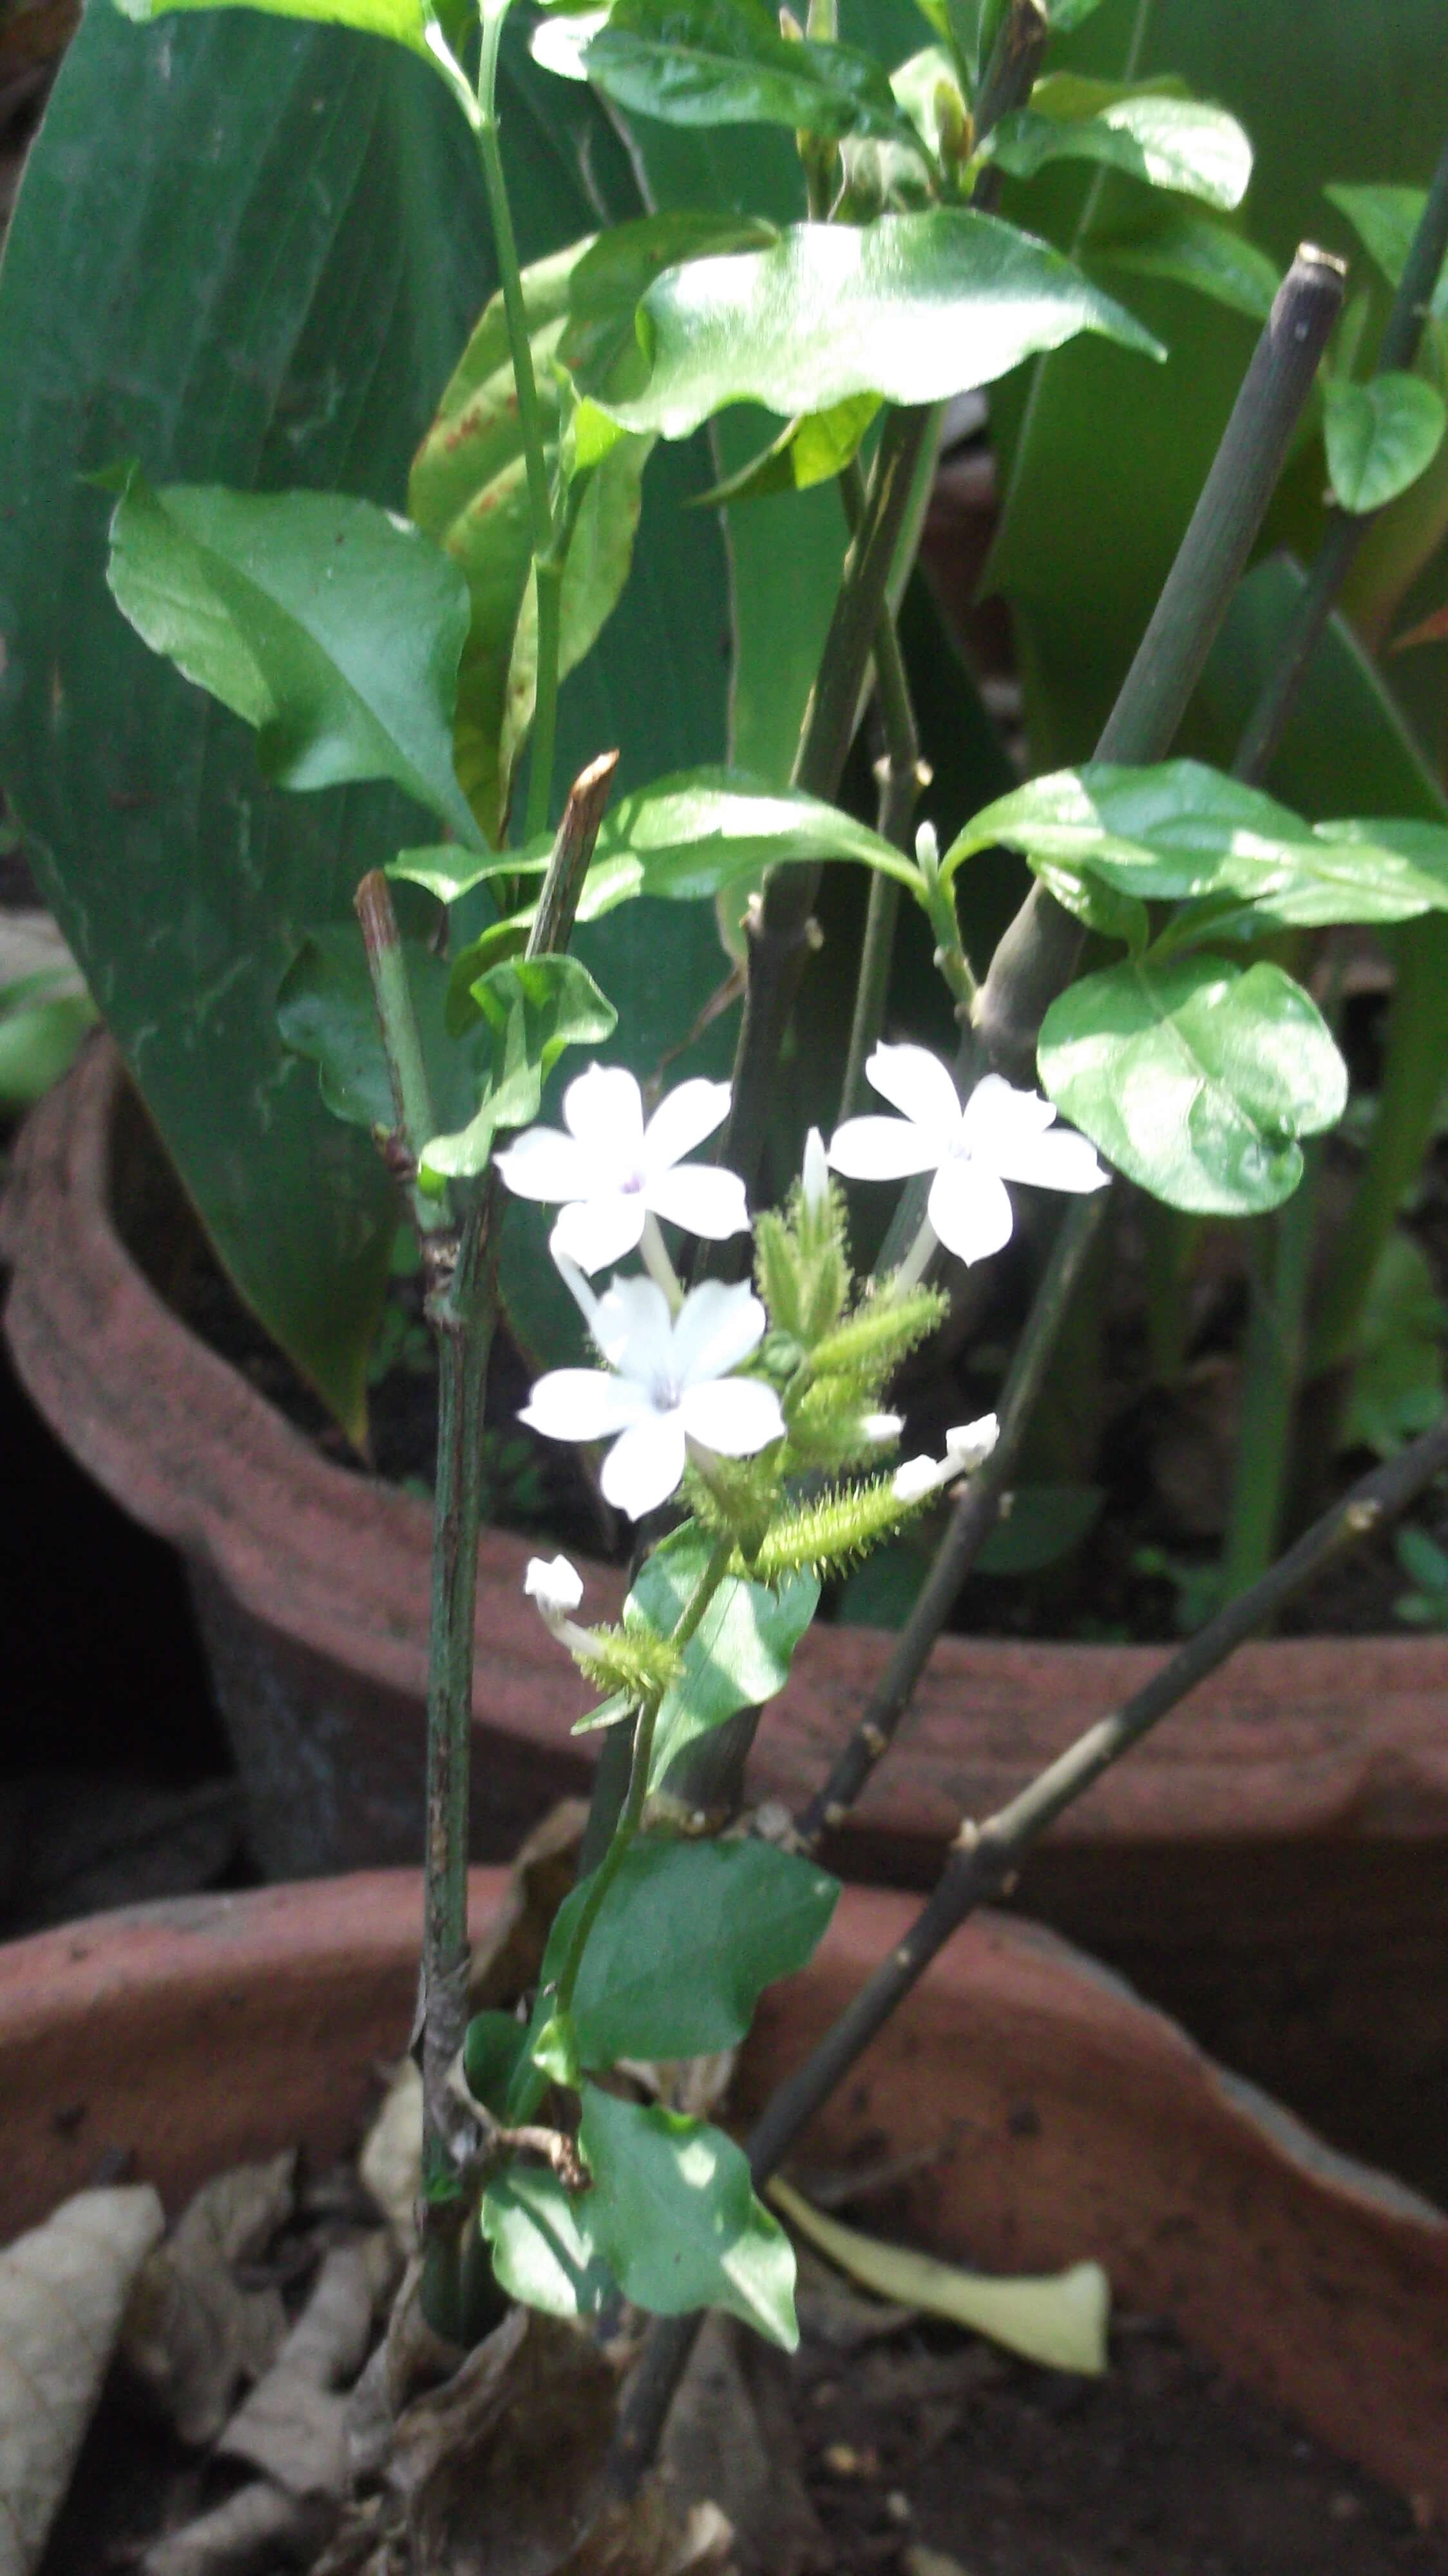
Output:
[[121, 2153, 296, 2444], [140, 2478, 332, 2576], [219, 2242, 382, 2500]]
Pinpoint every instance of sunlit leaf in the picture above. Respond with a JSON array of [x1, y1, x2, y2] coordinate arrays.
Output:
[[109, 0, 442, 65], [603, 1523, 819, 1782], [1038, 952, 1348, 1215], [584, 0, 922, 148], [578, 2087, 797, 2345], [540, 1833, 839, 2067], [424, 952, 617, 1176], [693, 394, 881, 504], [988, 78, 1252, 213], [1323, 372, 1447, 516], [479, 2168, 615, 2319], [581, 209, 1162, 435]]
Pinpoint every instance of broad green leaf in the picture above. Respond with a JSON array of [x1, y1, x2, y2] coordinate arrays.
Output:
[[462, 2010, 529, 2116], [1088, 207, 1279, 323], [769, 2177, 1109, 2371], [540, 1834, 839, 2067], [1323, 373, 1447, 516], [0, 4, 733, 1434], [584, 209, 1163, 435], [948, 760, 1448, 935], [479, 2168, 615, 2319], [1325, 182, 1448, 321], [619, 1524, 819, 1782], [1038, 953, 1348, 1216], [694, 395, 881, 505], [988, 80, 1252, 213], [1047, 0, 1109, 26], [424, 952, 617, 1177], [106, 475, 482, 848], [560, 211, 779, 384], [109, 0, 438, 62], [408, 243, 653, 845], [578, 2087, 797, 2345], [1341, 1230, 1445, 1459], [584, 0, 922, 148]]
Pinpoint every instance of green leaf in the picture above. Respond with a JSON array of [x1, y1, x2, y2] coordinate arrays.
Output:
[[693, 395, 881, 506], [578, 2086, 797, 2346], [1342, 1229, 1446, 1457], [108, 0, 439, 64], [1323, 373, 1448, 516], [541, 1834, 839, 2067], [425, 952, 617, 1177], [988, 79, 1252, 213], [106, 473, 482, 847], [1088, 205, 1280, 323], [463, 2010, 529, 2116], [1047, 0, 1109, 25], [1326, 182, 1448, 321], [584, 0, 922, 147], [560, 211, 779, 384], [583, 209, 1163, 435], [277, 924, 484, 1137], [620, 1525, 819, 1783], [479, 2168, 616, 2319], [1038, 953, 1348, 1216], [408, 242, 653, 846]]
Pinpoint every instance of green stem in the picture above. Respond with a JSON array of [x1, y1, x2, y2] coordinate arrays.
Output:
[[1217, 1145, 1320, 1600], [475, 5, 561, 837], [837, 459, 929, 1122], [354, 871, 450, 1244], [551, 1537, 734, 2021]]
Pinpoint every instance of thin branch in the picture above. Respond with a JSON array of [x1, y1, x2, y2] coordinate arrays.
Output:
[[837, 461, 929, 1121], [612, 1405, 1448, 2483]]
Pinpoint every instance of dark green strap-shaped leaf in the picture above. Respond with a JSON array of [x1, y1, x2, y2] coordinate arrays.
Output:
[[106, 475, 483, 846], [1087, 207, 1280, 323], [539, 1833, 839, 2067], [578, 2087, 798, 2346], [987, 79, 1252, 213], [584, 0, 922, 149], [1038, 953, 1348, 1215], [109, 0, 439, 60], [1324, 373, 1447, 516], [582, 209, 1162, 435]]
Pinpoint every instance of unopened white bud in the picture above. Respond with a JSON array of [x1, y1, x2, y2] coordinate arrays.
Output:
[[801, 1124, 830, 1218], [946, 1414, 999, 1475], [892, 1454, 944, 1504], [914, 819, 940, 874], [524, 1553, 586, 1643], [862, 1410, 904, 1444]]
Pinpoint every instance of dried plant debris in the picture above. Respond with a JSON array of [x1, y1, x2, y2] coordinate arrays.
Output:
[[661, 2315, 828, 2576], [122, 2154, 297, 2445], [359, 2065, 424, 2262], [0, 2183, 164, 2576]]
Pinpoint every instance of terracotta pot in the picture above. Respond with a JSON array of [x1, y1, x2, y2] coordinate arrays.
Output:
[[1, 1873, 1445, 2515], [6, 1040, 1448, 2204]]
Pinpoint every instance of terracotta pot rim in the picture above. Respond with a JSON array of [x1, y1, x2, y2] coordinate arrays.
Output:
[[6, 1040, 1448, 1857]]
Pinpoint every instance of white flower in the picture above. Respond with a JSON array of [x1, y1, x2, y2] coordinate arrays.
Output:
[[524, 1555, 591, 1653], [891, 1414, 999, 1504], [828, 1045, 1108, 1267], [519, 1275, 785, 1521], [495, 1064, 750, 1275]]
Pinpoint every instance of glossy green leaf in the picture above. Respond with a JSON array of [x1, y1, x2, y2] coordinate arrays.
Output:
[[1324, 373, 1447, 516], [559, 210, 779, 384], [1325, 182, 1448, 321], [585, 209, 1162, 435], [988, 79, 1252, 213], [424, 952, 616, 1177], [541, 1834, 839, 2068], [462, 2010, 529, 2117], [578, 2087, 797, 2345], [479, 2168, 615, 2319], [584, 0, 921, 147], [1038, 953, 1348, 1216], [1088, 206, 1279, 323], [694, 395, 881, 505], [1341, 1230, 1445, 1458], [106, 473, 482, 847], [109, 0, 439, 62], [408, 243, 653, 845], [1047, 0, 1109, 25], [618, 1524, 819, 1783]]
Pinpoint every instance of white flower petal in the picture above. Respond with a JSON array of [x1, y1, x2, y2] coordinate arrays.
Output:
[[524, 1553, 584, 1615], [647, 1161, 750, 1242], [494, 1126, 596, 1204], [801, 1126, 830, 1217], [946, 1414, 999, 1473], [519, 1368, 651, 1444], [669, 1278, 767, 1388], [551, 1245, 609, 1344], [984, 1124, 1109, 1195], [959, 1073, 1056, 1165], [828, 1115, 942, 1183], [550, 1191, 647, 1276], [927, 1159, 1015, 1266], [680, 1376, 786, 1458], [865, 1042, 963, 1143], [893, 1454, 945, 1503], [562, 1063, 644, 1162], [593, 1274, 674, 1380], [643, 1076, 732, 1174], [602, 1412, 688, 1519]]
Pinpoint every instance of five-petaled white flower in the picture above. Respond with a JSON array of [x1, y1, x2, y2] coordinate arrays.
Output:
[[519, 1274, 785, 1521], [828, 1045, 1107, 1267], [495, 1064, 749, 1276]]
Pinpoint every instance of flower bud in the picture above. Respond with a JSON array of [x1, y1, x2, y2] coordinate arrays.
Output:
[[946, 1414, 999, 1475], [801, 1124, 830, 1221]]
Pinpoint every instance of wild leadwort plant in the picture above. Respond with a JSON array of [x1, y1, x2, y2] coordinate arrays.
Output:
[[41, 0, 1448, 2472]]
